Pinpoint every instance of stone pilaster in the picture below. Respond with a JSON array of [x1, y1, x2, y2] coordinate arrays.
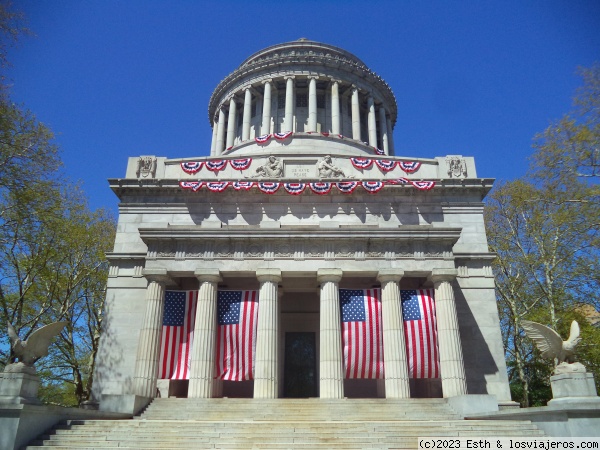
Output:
[[261, 80, 272, 136], [379, 106, 389, 155], [351, 86, 361, 141], [188, 269, 221, 398], [317, 268, 344, 398], [284, 76, 295, 132], [254, 269, 282, 398], [430, 268, 467, 397], [132, 269, 173, 398], [377, 269, 410, 398], [226, 97, 237, 149], [386, 116, 395, 156], [242, 87, 252, 141], [215, 107, 226, 156], [330, 80, 340, 135], [367, 95, 377, 147], [210, 117, 218, 156], [308, 76, 318, 132]]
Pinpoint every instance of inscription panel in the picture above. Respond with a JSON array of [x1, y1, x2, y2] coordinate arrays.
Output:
[[284, 159, 317, 179]]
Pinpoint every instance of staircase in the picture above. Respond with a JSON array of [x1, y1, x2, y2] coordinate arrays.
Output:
[[25, 398, 544, 449]]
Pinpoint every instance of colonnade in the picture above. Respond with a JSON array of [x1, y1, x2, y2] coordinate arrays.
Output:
[[209, 77, 395, 157], [132, 268, 466, 400]]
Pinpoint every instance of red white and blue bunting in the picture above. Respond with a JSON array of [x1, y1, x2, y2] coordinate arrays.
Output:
[[309, 182, 332, 195], [206, 181, 230, 192], [283, 183, 306, 195], [181, 161, 203, 174], [230, 158, 252, 171], [398, 161, 421, 173], [273, 131, 293, 141], [180, 181, 203, 191], [389, 177, 436, 191], [257, 182, 281, 194], [362, 181, 384, 193], [374, 147, 385, 155], [350, 158, 374, 170], [375, 160, 396, 172], [205, 160, 227, 172], [255, 134, 272, 144], [336, 181, 359, 194], [232, 181, 255, 191]]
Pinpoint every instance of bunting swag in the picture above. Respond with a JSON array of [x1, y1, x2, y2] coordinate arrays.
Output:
[[257, 182, 280, 194], [180, 181, 203, 191], [336, 181, 359, 193], [273, 131, 293, 141], [374, 147, 385, 155], [206, 181, 230, 192], [375, 160, 396, 172], [158, 291, 197, 380], [350, 158, 373, 170], [232, 181, 255, 191], [398, 161, 421, 173], [255, 134, 272, 144], [400, 289, 440, 379], [205, 160, 227, 172], [216, 290, 259, 381], [362, 181, 384, 193], [340, 289, 384, 379], [389, 177, 436, 191], [308, 182, 332, 195], [230, 158, 252, 170], [283, 182, 306, 195], [181, 161, 203, 174]]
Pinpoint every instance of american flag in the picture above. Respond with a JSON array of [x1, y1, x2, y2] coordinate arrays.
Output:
[[400, 289, 440, 378], [216, 290, 259, 381], [158, 290, 197, 380], [340, 289, 384, 379]]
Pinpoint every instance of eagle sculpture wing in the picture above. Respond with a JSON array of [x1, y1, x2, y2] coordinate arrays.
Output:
[[24, 321, 68, 362], [7, 322, 24, 355], [567, 320, 580, 344], [521, 320, 563, 360]]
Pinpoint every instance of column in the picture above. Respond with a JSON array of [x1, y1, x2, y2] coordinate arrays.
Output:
[[386, 116, 395, 156], [330, 80, 340, 135], [242, 87, 252, 141], [284, 76, 294, 132], [132, 269, 172, 398], [261, 80, 272, 136], [317, 268, 344, 398], [188, 269, 221, 398], [377, 269, 410, 398], [210, 117, 218, 156], [379, 106, 389, 155], [351, 86, 361, 140], [254, 269, 282, 398], [226, 97, 237, 149], [430, 269, 467, 397], [215, 107, 226, 156], [367, 95, 377, 147], [308, 76, 318, 132]]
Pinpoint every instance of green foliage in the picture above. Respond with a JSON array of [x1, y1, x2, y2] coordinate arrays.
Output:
[[486, 65, 600, 407]]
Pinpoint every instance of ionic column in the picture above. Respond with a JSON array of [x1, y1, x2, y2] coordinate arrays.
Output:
[[367, 95, 377, 147], [377, 269, 410, 398], [261, 80, 272, 136], [386, 116, 395, 156], [133, 269, 173, 398], [254, 269, 282, 398], [430, 269, 467, 397], [188, 269, 221, 398], [351, 86, 361, 140], [379, 106, 389, 155], [242, 87, 252, 141], [317, 268, 344, 398], [308, 76, 318, 132], [226, 97, 237, 149], [284, 76, 295, 132], [331, 80, 340, 135], [210, 117, 218, 156], [215, 107, 226, 156]]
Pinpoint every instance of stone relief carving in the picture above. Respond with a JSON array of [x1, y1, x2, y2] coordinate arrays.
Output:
[[317, 155, 350, 179], [446, 156, 467, 179], [136, 156, 157, 178], [157, 242, 175, 257], [251, 156, 283, 178]]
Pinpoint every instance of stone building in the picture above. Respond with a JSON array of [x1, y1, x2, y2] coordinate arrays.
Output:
[[94, 39, 512, 414]]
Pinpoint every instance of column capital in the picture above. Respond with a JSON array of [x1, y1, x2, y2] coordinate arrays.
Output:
[[194, 268, 222, 284], [261, 78, 273, 85], [329, 77, 342, 84], [256, 268, 282, 283], [430, 268, 458, 284], [307, 75, 319, 80], [317, 268, 343, 283], [377, 269, 404, 283], [142, 268, 174, 285], [284, 75, 296, 81]]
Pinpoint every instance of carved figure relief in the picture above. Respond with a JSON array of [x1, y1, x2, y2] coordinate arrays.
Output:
[[136, 156, 157, 178], [252, 156, 283, 178], [317, 155, 349, 179], [446, 156, 467, 178]]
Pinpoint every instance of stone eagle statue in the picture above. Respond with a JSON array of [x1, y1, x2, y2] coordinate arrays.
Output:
[[6, 321, 68, 369], [521, 320, 581, 366]]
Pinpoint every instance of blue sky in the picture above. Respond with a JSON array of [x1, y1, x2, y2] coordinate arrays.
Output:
[[6, 1, 600, 213]]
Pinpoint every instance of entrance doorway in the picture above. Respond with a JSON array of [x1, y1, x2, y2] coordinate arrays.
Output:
[[283, 332, 317, 398]]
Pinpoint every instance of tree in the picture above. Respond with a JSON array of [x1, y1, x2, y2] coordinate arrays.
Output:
[[486, 65, 600, 407]]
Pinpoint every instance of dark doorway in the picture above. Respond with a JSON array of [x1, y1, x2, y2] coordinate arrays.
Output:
[[284, 332, 317, 398]]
